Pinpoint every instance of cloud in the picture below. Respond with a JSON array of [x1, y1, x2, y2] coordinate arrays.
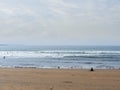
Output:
[[0, 0, 120, 45]]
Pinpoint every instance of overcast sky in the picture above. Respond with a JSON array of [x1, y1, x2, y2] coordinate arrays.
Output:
[[0, 0, 120, 45]]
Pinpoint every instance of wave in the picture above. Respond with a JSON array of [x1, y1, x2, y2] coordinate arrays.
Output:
[[0, 50, 120, 58]]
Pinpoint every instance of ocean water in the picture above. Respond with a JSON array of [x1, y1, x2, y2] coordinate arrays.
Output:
[[0, 45, 120, 69]]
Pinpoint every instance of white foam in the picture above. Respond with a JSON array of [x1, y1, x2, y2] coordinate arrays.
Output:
[[0, 50, 120, 58]]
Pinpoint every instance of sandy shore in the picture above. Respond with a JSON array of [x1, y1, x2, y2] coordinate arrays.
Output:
[[0, 68, 120, 90]]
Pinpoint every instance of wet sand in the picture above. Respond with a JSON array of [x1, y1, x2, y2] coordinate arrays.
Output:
[[0, 68, 120, 90]]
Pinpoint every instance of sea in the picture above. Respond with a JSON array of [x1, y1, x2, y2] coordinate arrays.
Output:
[[0, 45, 120, 69]]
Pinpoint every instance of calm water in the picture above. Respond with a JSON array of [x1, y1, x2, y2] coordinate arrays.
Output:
[[0, 45, 120, 69]]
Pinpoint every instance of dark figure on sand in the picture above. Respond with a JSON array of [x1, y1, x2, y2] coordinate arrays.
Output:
[[90, 67, 94, 71], [58, 66, 60, 69]]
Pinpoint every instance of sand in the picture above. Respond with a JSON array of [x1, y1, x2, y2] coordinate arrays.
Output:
[[0, 68, 120, 90]]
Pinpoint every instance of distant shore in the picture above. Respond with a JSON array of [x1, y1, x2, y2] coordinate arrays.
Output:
[[0, 68, 120, 90]]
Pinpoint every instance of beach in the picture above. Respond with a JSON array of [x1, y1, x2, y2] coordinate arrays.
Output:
[[0, 68, 120, 90]]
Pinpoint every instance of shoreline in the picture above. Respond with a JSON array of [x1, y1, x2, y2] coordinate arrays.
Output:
[[0, 66, 120, 70], [0, 68, 120, 90]]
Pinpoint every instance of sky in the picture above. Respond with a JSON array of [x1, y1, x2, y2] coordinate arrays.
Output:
[[0, 0, 120, 46]]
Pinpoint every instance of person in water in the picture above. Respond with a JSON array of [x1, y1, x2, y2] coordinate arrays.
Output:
[[3, 56, 5, 59]]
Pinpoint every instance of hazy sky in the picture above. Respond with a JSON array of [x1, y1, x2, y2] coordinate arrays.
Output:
[[0, 0, 120, 45]]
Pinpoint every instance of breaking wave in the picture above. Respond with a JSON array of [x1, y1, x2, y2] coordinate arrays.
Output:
[[0, 50, 120, 58]]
